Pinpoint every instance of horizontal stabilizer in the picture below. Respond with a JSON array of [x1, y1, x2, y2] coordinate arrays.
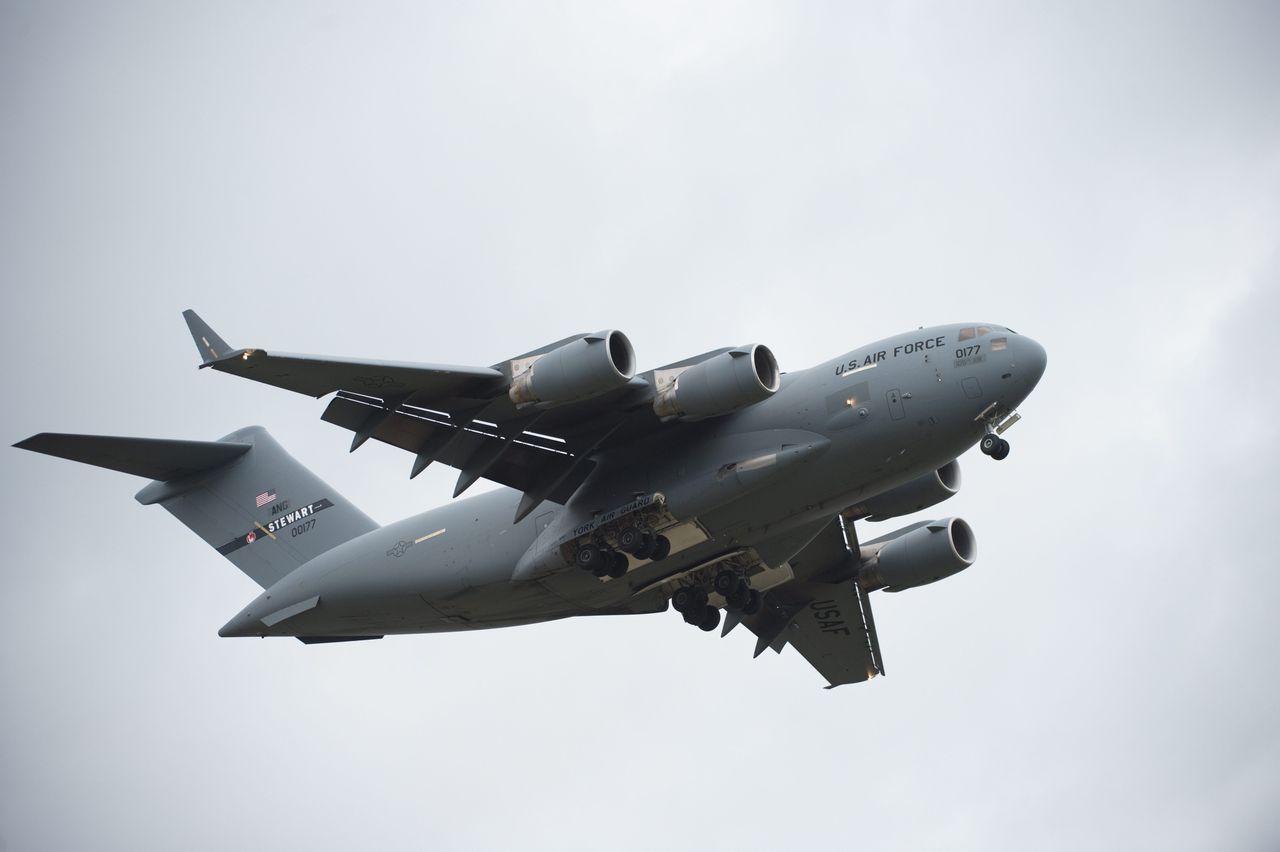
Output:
[[14, 433, 250, 481]]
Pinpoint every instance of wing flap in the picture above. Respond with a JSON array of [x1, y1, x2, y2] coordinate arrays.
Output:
[[321, 394, 593, 505]]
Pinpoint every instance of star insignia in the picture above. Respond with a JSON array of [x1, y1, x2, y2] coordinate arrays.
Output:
[[386, 540, 412, 558]]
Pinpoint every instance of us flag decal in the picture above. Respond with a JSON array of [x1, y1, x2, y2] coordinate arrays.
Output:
[[255, 489, 277, 508]]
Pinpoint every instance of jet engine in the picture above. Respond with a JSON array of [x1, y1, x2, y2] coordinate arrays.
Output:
[[857, 517, 976, 592], [848, 460, 961, 522], [508, 330, 636, 408], [652, 344, 780, 421]]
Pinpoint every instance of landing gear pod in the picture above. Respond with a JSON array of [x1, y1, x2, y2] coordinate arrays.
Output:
[[508, 330, 636, 408], [653, 344, 780, 421]]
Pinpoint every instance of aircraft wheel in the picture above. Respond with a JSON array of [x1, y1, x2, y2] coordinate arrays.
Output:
[[617, 526, 643, 554], [726, 582, 751, 610], [697, 606, 721, 632], [650, 535, 671, 561], [575, 545, 603, 571], [993, 439, 1011, 461], [713, 570, 738, 596], [607, 551, 629, 579], [672, 586, 698, 613], [633, 529, 657, 560], [980, 434, 1000, 456], [743, 589, 762, 615]]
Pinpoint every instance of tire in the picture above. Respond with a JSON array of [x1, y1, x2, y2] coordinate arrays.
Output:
[[726, 583, 750, 610], [607, 551, 629, 578], [698, 606, 721, 632], [649, 535, 671, 561], [993, 439, 1011, 461], [575, 545, 601, 571], [714, 570, 738, 596], [634, 529, 657, 560], [980, 434, 999, 455], [672, 586, 696, 613], [743, 589, 762, 615], [617, 526, 643, 554]]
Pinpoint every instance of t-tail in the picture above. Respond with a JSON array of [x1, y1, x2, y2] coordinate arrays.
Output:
[[13, 426, 378, 589]]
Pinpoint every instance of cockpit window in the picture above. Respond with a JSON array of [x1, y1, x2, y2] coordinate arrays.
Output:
[[959, 327, 976, 341], [977, 325, 993, 336], [991, 337, 1008, 351], [959, 326, 994, 341]]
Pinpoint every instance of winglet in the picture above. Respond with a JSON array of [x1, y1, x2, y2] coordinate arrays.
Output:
[[182, 309, 234, 365]]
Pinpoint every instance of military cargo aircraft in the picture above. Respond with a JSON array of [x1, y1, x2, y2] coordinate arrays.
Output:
[[16, 313, 1045, 687]]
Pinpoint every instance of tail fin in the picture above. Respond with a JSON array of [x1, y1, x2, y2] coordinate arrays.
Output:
[[182, 309, 234, 364], [15, 426, 378, 589]]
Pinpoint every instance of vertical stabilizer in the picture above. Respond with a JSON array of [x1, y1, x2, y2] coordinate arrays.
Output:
[[17, 427, 379, 589]]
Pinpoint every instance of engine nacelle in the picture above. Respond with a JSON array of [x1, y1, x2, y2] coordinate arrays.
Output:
[[858, 517, 976, 592], [508, 330, 636, 408], [849, 460, 961, 522], [652, 344, 780, 421]]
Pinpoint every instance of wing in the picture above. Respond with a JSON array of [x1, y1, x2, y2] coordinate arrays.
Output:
[[182, 311, 653, 520], [731, 518, 885, 688]]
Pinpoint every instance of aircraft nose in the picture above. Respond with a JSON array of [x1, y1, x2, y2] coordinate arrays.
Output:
[[1020, 335, 1048, 389]]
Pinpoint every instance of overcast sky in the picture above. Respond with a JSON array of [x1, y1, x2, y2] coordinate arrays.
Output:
[[2, 2, 1278, 850]]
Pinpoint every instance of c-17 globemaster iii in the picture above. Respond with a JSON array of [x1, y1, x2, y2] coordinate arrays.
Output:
[[16, 313, 1046, 687]]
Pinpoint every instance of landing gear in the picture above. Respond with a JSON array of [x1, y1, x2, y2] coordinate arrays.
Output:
[[606, 550, 629, 579], [575, 543, 630, 579], [672, 588, 720, 632], [575, 545, 604, 571], [714, 570, 758, 613], [617, 525, 671, 561], [617, 526, 645, 554], [980, 433, 1010, 461], [674, 572, 760, 631]]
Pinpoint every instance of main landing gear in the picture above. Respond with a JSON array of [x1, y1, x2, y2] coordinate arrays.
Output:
[[980, 433, 1010, 461], [574, 525, 672, 580], [672, 570, 761, 632]]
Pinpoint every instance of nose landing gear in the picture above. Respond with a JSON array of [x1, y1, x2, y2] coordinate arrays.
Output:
[[980, 433, 1010, 461]]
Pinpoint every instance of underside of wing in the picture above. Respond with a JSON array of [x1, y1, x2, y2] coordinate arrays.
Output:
[[733, 518, 885, 687], [321, 391, 597, 507]]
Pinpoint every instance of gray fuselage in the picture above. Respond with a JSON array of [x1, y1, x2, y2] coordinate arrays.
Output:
[[219, 323, 1046, 638]]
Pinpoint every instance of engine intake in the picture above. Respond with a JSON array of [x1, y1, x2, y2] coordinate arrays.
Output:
[[849, 460, 961, 522], [653, 344, 780, 421], [858, 517, 976, 592], [509, 330, 635, 408]]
